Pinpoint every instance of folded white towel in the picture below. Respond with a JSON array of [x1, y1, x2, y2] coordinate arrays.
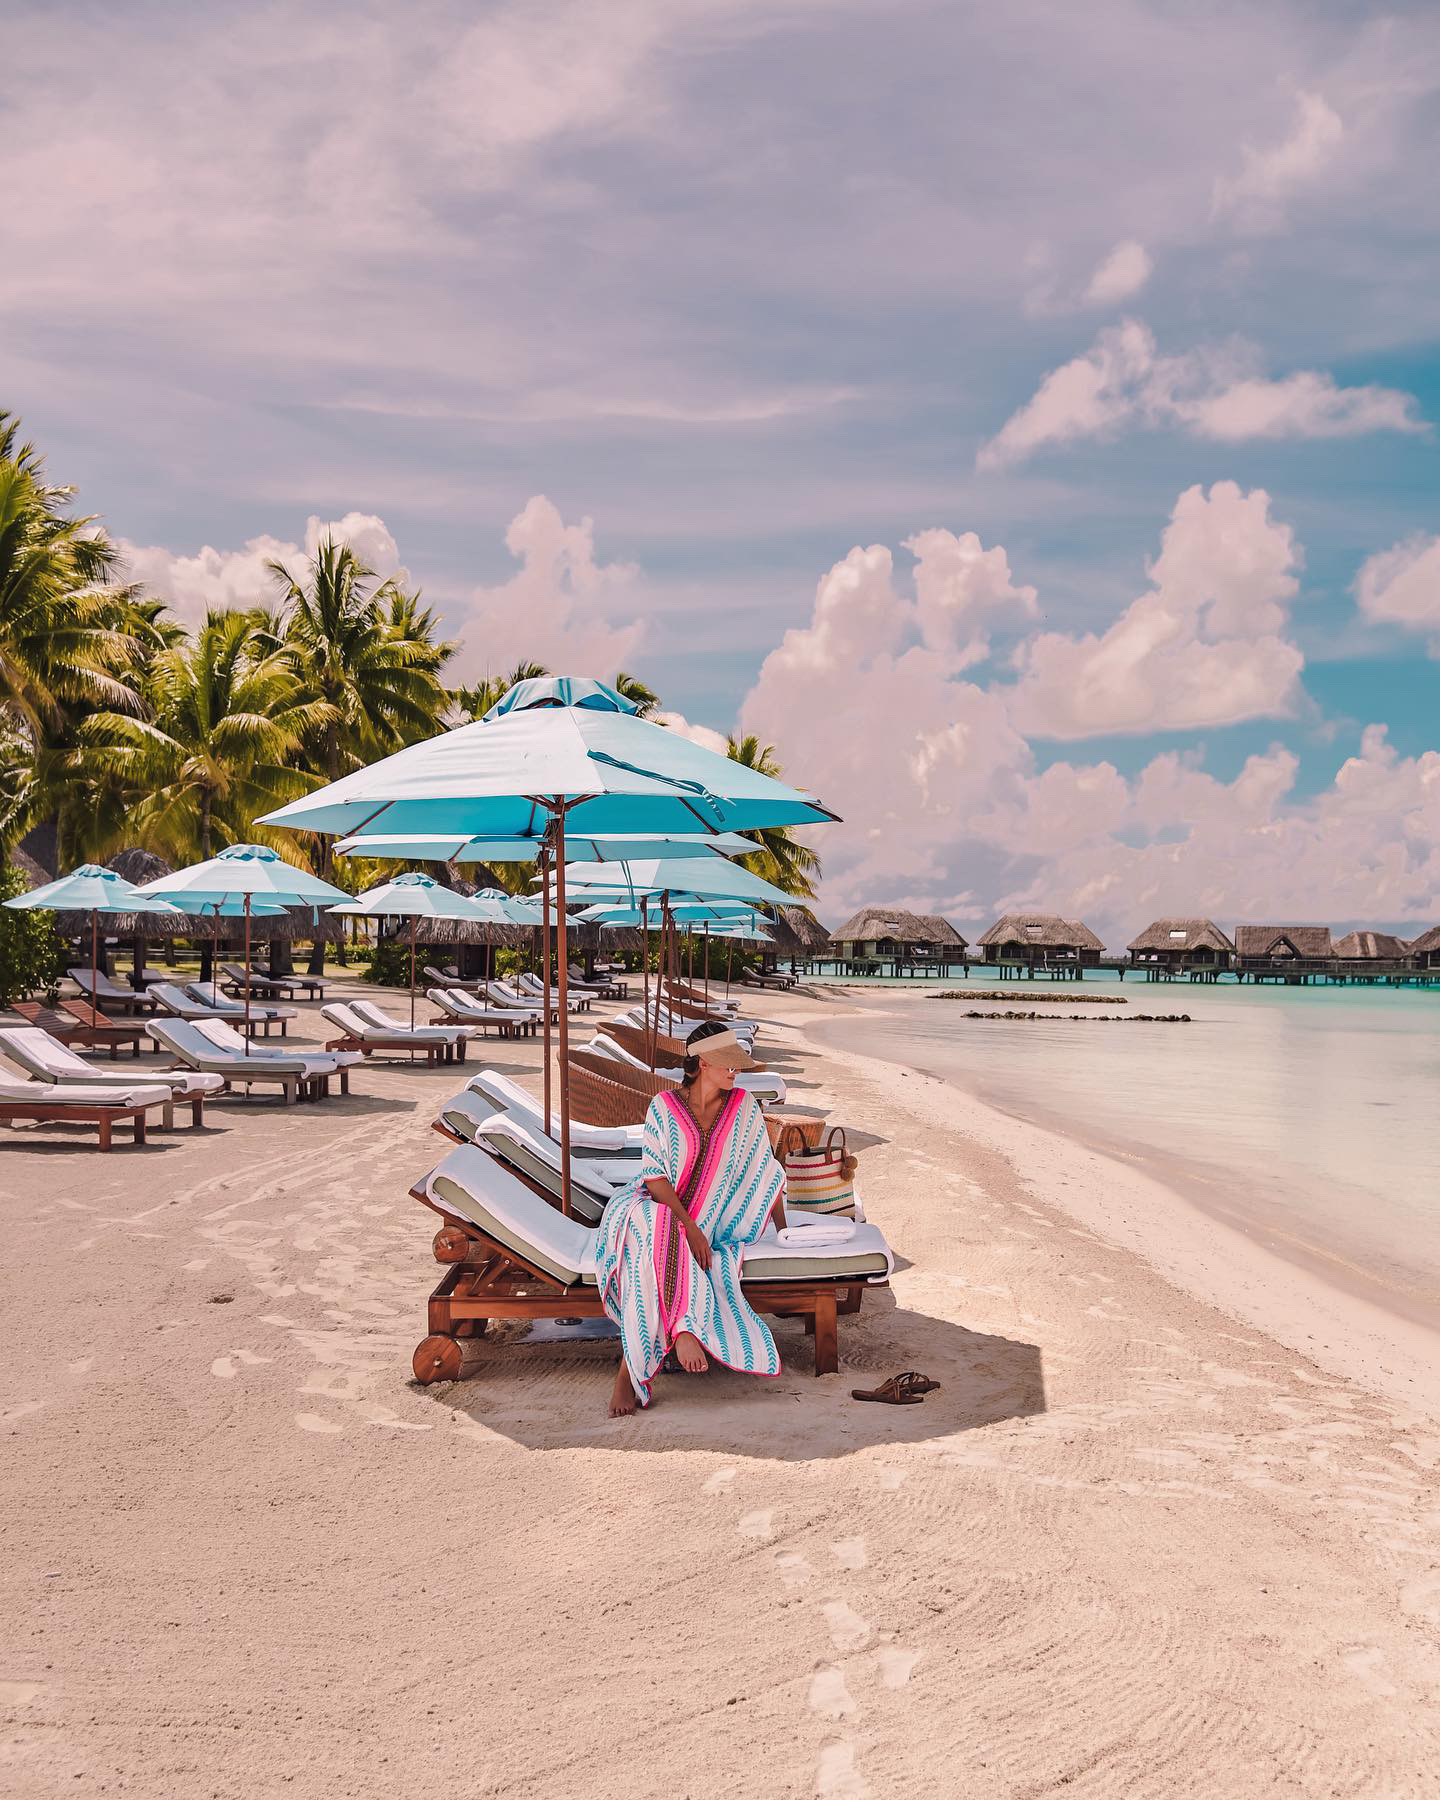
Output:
[[777, 1220, 856, 1247]]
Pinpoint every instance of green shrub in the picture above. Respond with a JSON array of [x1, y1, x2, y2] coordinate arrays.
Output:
[[0, 862, 66, 1005], [361, 939, 415, 988]]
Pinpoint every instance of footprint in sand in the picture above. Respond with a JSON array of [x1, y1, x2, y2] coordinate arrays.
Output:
[[808, 1664, 857, 1720], [876, 1643, 920, 1689], [738, 1508, 774, 1541], [1342, 1646, 1397, 1697], [1399, 1571, 1440, 1628], [831, 1537, 867, 1571], [0, 1681, 43, 1707], [874, 1465, 906, 1491], [67, 1358, 94, 1375], [703, 1466, 737, 1496], [815, 1739, 870, 1798], [1, 1402, 46, 1427], [776, 1551, 812, 1587], [295, 1414, 344, 1434], [821, 1600, 873, 1654], [210, 1349, 273, 1379]]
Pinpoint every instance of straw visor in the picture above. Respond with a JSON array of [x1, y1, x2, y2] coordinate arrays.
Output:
[[692, 1027, 760, 1072]]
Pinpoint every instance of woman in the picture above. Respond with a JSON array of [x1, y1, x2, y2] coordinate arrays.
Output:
[[595, 1020, 788, 1417]]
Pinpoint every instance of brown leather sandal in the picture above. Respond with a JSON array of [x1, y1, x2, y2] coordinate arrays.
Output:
[[851, 1370, 938, 1405]]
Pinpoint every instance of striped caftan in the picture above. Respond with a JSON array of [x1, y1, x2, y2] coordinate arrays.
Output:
[[593, 1088, 786, 1406]]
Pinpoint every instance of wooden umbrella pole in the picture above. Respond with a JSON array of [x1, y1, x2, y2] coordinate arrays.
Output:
[[243, 894, 252, 1056], [704, 922, 710, 1006], [726, 936, 733, 997], [409, 917, 417, 1030], [541, 847, 552, 1135], [641, 895, 652, 1070], [554, 804, 573, 1220], [90, 911, 98, 1009]]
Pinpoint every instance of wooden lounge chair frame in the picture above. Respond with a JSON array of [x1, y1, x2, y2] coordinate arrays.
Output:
[[0, 1094, 180, 1150], [409, 1169, 870, 1382], [324, 1030, 466, 1065], [14, 1000, 150, 1059]]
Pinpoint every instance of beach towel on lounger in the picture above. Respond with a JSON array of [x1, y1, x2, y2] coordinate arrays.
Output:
[[593, 1088, 785, 1406]]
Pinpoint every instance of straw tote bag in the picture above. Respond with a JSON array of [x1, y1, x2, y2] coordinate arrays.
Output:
[[778, 1124, 857, 1218]]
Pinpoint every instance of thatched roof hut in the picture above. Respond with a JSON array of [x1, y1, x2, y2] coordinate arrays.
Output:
[[1127, 918, 1234, 968], [978, 914, 1105, 964], [829, 908, 967, 955], [1408, 925, 1440, 968], [9, 846, 51, 890], [768, 905, 832, 959], [1332, 930, 1410, 961], [1233, 924, 1333, 964]]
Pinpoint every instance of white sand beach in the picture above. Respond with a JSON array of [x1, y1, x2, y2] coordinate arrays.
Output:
[[4, 981, 1440, 1798]]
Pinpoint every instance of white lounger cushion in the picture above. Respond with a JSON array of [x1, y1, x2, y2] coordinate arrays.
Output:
[[0, 1027, 224, 1096], [436, 1093, 635, 1216], [465, 1068, 644, 1152], [348, 999, 469, 1041], [427, 989, 539, 1026], [422, 1144, 892, 1287], [0, 1069, 172, 1108], [193, 1018, 361, 1068], [185, 981, 296, 1019], [588, 1033, 785, 1106], [151, 1018, 348, 1077]]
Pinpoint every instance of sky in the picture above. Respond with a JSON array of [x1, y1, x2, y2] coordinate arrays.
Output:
[[4, 0, 1440, 945]]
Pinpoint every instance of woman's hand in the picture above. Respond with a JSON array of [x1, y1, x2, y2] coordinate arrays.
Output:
[[684, 1217, 712, 1271]]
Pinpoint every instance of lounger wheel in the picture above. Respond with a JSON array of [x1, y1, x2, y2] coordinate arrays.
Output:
[[432, 1227, 470, 1264], [413, 1334, 487, 1383]]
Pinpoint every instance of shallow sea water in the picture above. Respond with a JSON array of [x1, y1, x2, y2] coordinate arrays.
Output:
[[809, 974, 1440, 1319]]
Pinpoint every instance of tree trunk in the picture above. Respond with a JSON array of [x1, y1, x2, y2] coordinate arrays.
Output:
[[200, 793, 212, 860], [269, 936, 294, 976]]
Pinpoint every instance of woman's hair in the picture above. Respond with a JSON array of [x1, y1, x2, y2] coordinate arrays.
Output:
[[680, 1019, 729, 1087]]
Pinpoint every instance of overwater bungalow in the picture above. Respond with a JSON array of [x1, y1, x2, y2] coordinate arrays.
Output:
[[1406, 926, 1440, 971], [1126, 918, 1235, 977], [1332, 930, 1412, 964], [1233, 924, 1333, 981], [766, 905, 832, 971], [977, 914, 1105, 978], [828, 907, 967, 974]]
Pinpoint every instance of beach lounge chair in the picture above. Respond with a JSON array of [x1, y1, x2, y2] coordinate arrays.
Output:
[[619, 1005, 758, 1048], [426, 989, 541, 1037], [0, 1068, 177, 1149], [516, 972, 593, 1013], [409, 1142, 892, 1380], [741, 969, 795, 990], [13, 1000, 150, 1060], [0, 1025, 221, 1129], [146, 1018, 349, 1102], [586, 1032, 787, 1107], [145, 981, 293, 1039], [67, 967, 156, 1014], [434, 1086, 641, 1176], [320, 1002, 470, 1064], [663, 979, 740, 1016], [569, 963, 627, 999], [443, 1105, 628, 1223], [182, 981, 297, 1035], [464, 1067, 645, 1153], [423, 963, 480, 994], [218, 962, 325, 1001]]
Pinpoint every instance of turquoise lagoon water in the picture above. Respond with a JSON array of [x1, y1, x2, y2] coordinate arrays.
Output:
[[808, 975, 1440, 1322]]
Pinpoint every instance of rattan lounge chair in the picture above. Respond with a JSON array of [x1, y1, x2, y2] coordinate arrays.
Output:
[[0, 1026, 221, 1129], [464, 1068, 645, 1153], [409, 1141, 892, 1381], [0, 1068, 177, 1149], [426, 988, 540, 1037], [320, 1001, 470, 1064]]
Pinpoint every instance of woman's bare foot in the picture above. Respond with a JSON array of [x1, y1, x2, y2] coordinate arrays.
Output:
[[674, 1330, 709, 1374], [608, 1362, 639, 1417]]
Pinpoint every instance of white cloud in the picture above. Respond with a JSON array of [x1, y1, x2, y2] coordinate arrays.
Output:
[[1212, 90, 1344, 230], [118, 512, 406, 628], [1083, 239, 1153, 306], [1008, 482, 1303, 737], [977, 319, 1424, 470], [449, 495, 644, 683], [1354, 533, 1440, 652], [654, 710, 730, 755]]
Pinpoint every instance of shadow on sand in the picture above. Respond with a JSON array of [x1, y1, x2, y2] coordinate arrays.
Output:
[[419, 1285, 1044, 1463]]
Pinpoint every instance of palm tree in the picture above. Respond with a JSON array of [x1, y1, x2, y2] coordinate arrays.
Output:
[[77, 608, 324, 862], [727, 733, 822, 900], [268, 537, 452, 784], [450, 659, 550, 723], [614, 670, 661, 717]]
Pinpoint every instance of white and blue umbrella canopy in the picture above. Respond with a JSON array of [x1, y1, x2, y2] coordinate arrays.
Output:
[[327, 871, 489, 921], [331, 829, 756, 863], [508, 896, 579, 928], [163, 893, 290, 919], [575, 901, 764, 926], [3, 863, 182, 916], [555, 856, 795, 907], [260, 677, 837, 839], [133, 843, 351, 908]]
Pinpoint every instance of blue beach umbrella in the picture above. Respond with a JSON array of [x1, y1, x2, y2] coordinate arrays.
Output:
[[4, 863, 183, 1005], [328, 871, 492, 1027], [134, 844, 352, 1044], [556, 856, 797, 907], [331, 830, 757, 863]]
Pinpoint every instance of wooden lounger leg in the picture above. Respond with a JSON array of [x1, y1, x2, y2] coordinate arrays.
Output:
[[133, 1111, 147, 1147], [161, 1098, 175, 1130], [98, 1114, 112, 1151], [812, 1291, 838, 1376], [190, 1096, 204, 1129]]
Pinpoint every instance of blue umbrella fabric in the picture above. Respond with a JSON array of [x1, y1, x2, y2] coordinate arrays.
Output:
[[4, 864, 183, 1005], [260, 677, 836, 840], [556, 855, 796, 907], [331, 829, 757, 863]]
